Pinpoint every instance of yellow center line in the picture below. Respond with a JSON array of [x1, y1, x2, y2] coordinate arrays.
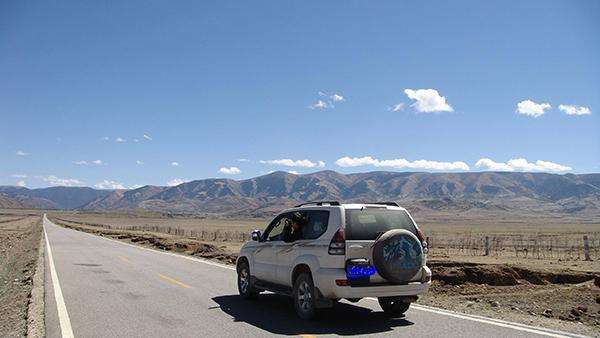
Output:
[[118, 256, 130, 263], [298, 334, 316, 338], [158, 274, 191, 289]]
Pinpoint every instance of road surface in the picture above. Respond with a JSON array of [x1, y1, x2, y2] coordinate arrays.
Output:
[[43, 216, 580, 338]]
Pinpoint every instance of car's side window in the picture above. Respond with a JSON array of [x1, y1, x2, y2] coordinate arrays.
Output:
[[262, 214, 291, 242], [300, 210, 330, 240]]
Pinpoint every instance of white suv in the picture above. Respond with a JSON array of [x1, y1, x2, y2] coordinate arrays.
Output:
[[236, 201, 431, 319]]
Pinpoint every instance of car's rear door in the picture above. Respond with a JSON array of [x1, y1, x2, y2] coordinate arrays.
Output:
[[345, 206, 420, 284]]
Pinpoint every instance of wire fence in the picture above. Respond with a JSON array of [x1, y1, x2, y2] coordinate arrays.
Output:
[[426, 233, 599, 261]]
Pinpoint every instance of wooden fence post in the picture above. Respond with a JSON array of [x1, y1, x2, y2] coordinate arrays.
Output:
[[484, 236, 490, 256], [583, 235, 591, 261]]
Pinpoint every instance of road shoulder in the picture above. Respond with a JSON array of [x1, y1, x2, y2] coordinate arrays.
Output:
[[27, 234, 45, 337]]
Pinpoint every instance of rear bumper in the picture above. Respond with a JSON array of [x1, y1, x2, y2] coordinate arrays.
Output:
[[315, 266, 431, 299]]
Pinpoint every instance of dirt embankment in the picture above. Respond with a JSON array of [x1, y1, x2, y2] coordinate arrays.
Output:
[[424, 261, 600, 335], [51, 217, 600, 335], [0, 216, 43, 337], [431, 260, 598, 286], [54, 217, 238, 264]]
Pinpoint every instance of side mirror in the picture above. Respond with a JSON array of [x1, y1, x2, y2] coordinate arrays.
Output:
[[251, 230, 261, 242]]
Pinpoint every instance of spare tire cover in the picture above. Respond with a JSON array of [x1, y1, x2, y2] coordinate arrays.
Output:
[[372, 229, 423, 283]]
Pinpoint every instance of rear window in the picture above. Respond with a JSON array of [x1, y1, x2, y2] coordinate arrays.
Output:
[[345, 208, 416, 240]]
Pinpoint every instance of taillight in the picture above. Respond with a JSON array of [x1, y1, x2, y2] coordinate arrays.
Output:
[[328, 228, 345, 255], [415, 227, 428, 254]]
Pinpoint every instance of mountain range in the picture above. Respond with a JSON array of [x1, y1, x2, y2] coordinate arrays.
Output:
[[2, 171, 600, 217]]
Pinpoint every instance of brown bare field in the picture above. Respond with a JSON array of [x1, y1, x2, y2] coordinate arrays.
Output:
[[0, 214, 43, 337], [47, 209, 600, 271]]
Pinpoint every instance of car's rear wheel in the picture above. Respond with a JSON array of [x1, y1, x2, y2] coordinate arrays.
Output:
[[237, 260, 258, 299], [378, 297, 411, 317], [293, 273, 317, 320]]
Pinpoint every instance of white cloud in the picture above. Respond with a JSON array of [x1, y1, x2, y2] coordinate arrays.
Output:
[[166, 178, 186, 186], [42, 175, 83, 187], [133, 138, 140, 143], [475, 158, 571, 172], [16, 180, 26, 187], [237, 158, 250, 162], [260, 159, 326, 168], [101, 136, 110, 141], [143, 133, 153, 140], [335, 156, 469, 171], [474, 158, 514, 171], [136, 160, 144, 165], [331, 94, 345, 102], [115, 137, 126, 143], [74, 159, 104, 166], [129, 184, 143, 190], [516, 100, 551, 117], [94, 180, 125, 189], [16, 150, 29, 156], [310, 91, 345, 109], [11, 174, 27, 178], [309, 100, 329, 110], [171, 162, 180, 167], [219, 167, 241, 175], [287, 170, 299, 175], [558, 104, 591, 116], [389, 103, 405, 112], [404, 89, 453, 113]]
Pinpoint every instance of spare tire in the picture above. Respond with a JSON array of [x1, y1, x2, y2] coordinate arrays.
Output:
[[372, 229, 424, 283]]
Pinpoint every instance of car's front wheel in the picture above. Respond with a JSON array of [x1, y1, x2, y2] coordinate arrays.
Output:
[[237, 260, 258, 299], [378, 297, 411, 317], [293, 273, 317, 320]]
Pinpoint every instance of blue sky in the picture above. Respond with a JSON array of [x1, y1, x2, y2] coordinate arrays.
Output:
[[1, 0, 599, 189]]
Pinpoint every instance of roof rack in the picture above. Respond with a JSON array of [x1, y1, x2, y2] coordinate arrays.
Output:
[[371, 201, 400, 207], [294, 200, 341, 207]]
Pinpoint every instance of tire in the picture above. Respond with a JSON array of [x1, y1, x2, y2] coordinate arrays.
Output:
[[372, 229, 424, 283], [293, 273, 317, 320], [378, 297, 411, 317], [237, 260, 259, 299]]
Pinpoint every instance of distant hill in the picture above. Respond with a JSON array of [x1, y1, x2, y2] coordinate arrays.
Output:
[[2, 171, 600, 217], [0, 186, 112, 210], [0, 194, 23, 209]]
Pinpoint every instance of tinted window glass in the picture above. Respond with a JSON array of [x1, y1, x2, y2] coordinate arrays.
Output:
[[345, 209, 416, 240], [263, 214, 292, 241], [301, 210, 329, 240]]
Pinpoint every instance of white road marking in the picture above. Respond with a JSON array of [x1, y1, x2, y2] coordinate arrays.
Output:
[[45, 217, 582, 338], [364, 297, 580, 338], [68, 224, 235, 270], [44, 216, 75, 338], [410, 304, 584, 338]]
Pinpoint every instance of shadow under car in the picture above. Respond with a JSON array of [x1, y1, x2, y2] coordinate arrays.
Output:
[[210, 294, 413, 336]]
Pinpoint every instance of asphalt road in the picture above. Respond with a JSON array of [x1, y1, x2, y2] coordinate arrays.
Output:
[[43, 216, 580, 338]]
